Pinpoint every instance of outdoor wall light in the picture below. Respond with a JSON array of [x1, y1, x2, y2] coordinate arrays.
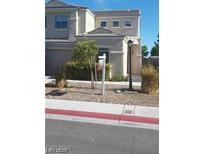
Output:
[[128, 40, 134, 47]]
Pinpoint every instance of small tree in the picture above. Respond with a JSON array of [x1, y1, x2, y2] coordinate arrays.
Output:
[[142, 45, 149, 57], [150, 34, 159, 56], [150, 46, 158, 56], [73, 39, 98, 88]]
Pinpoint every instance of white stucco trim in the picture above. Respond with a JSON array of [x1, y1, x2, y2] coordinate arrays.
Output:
[[69, 18, 76, 20], [76, 10, 79, 35], [76, 35, 124, 38], [85, 9, 95, 33], [138, 16, 141, 37], [97, 16, 139, 19], [78, 34, 121, 37], [122, 39, 128, 76], [45, 39, 75, 42], [46, 47, 74, 50], [110, 51, 123, 53]]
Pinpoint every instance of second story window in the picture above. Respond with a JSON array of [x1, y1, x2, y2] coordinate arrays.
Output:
[[124, 20, 132, 27], [100, 21, 107, 28], [112, 21, 119, 28], [55, 15, 68, 29]]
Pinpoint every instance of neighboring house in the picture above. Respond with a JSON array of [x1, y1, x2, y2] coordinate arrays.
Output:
[[45, 0, 142, 79]]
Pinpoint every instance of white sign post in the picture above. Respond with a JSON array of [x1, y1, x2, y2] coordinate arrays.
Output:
[[98, 53, 106, 95]]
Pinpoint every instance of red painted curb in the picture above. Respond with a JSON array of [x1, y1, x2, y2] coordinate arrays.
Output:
[[45, 108, 159, 125], [120, 115, 159, 124]]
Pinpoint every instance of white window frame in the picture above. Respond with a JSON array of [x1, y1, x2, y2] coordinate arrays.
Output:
[[54, 15, 68, 30], [124, 20, 133, 28], [111, 20, 120, 28], [100, 20, 107, 28]]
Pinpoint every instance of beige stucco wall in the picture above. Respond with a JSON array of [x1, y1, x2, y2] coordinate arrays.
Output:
[[45, 12, 70, 39], [125, 36, 141, 75], [68, 10, 77, 41], [77, 9, 95, 35], [77, 36, 124, 51], [45, 37, 142, 77], [76, 36, 125, 77], [45, 8, 77, 41], [95, 16, 139, 37], [131, 44, 142, 75], [109, 53, 124, 77], [78, 9, 86, 34]]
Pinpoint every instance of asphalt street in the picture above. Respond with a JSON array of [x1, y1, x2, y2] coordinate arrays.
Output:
[[46, 119, 159, 154]]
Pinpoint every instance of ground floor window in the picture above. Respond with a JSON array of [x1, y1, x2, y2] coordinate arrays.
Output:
[[97, 48, 109, 63]]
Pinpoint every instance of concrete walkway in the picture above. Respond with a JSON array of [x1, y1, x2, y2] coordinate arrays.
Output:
[[45, 99, 158, 130]]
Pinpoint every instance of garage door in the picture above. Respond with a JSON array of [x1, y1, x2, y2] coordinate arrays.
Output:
[[45, 49, 73, 76]]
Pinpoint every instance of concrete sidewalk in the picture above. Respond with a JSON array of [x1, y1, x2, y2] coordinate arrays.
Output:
[[45, 78, 141, 87], [45, 99, 159, 130]]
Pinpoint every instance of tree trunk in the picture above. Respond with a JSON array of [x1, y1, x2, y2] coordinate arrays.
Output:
[[94, 62, 97, 87], [90, 63, 95, 89]]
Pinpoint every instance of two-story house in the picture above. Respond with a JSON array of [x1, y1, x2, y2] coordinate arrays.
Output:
[[45, 0, 142, 79]]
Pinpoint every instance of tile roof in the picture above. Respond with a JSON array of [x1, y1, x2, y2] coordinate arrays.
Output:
[[46, 0, 88, 9]]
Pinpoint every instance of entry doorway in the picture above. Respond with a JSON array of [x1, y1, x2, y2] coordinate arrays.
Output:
[[97, 48, 109, 63]]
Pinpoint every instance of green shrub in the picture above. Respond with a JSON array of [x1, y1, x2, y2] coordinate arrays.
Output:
[[141, 64, 159, 94], [65, 61, 90, 80], [110, 73, 128, 81], [55, 65, 67, 89], [65, 61, 111, 81]]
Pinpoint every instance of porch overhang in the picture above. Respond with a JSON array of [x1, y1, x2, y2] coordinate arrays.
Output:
[[45, 39, 76, 50]]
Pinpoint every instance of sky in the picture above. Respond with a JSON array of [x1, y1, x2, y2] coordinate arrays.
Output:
[[46, 0, 159, 51]]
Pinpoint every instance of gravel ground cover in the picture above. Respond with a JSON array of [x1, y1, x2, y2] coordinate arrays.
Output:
[[45, 82, 159, 107]]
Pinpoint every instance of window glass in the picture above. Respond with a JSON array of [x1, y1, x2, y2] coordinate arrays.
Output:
[[113, 21, 119, 27], [100, 21, 107, 28], [55, 15, 68, 29], [124, 20, 132, 27]]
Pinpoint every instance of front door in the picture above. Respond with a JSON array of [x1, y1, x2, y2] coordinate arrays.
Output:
[[97, 48, 109, 63]]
